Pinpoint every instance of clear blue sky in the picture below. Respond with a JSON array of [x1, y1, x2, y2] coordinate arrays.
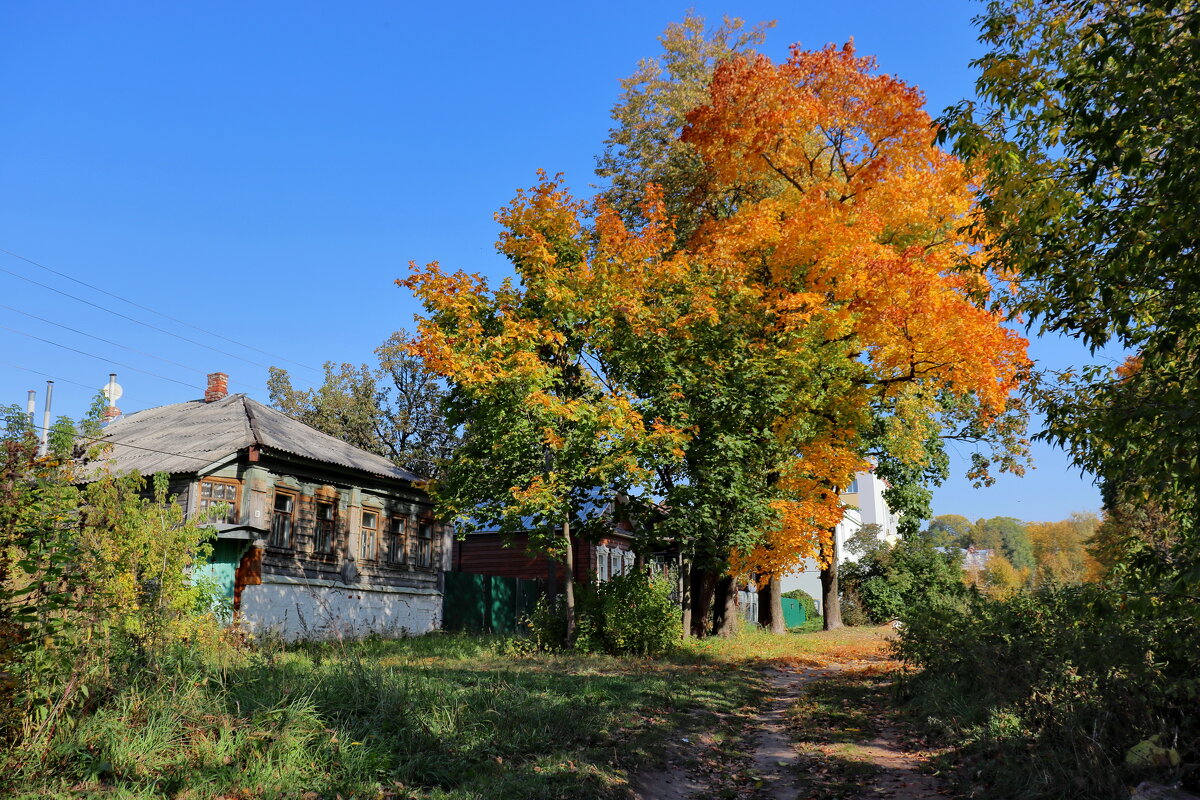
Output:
[[0, 1, 1108, 523]]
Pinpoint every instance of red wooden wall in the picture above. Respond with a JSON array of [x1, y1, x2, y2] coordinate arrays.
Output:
[[450, 531, 634, 584]]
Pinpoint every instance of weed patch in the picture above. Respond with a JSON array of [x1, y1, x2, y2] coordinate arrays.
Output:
[[3, 633, 767, 799], [897, 589, 1200, 799]]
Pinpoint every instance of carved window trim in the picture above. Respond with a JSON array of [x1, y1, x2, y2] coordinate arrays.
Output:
[[198, 477, 240, 524], [360, 508, 381, 562]]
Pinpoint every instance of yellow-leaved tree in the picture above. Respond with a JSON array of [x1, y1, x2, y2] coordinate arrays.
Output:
[[407, 38, 1030, 636]]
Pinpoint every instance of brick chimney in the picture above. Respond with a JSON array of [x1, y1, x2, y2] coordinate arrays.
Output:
[[205, 372, 229, 403]]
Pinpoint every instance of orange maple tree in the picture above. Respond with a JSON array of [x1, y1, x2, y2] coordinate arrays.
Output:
[[679, 43, 1030, 581], [404, 41, 1030, 623]]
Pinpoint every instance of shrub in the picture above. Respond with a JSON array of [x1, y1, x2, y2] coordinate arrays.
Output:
[[591, 572, 680, 655], [838, 584, 871, 626], [856, 575, 904, 621], [525, 572, 681, 656], [522, 594, 570, 652], [896, 586, 1199, 798], [841, 537, 965, 623], [0, 402, 222, 755]]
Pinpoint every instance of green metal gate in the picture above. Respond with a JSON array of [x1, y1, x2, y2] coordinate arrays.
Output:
[[781, 596, 807, 629], [442, 572, 542, 634]]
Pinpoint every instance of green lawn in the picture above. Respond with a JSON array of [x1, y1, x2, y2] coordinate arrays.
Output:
[[6, 627, 891, 799]]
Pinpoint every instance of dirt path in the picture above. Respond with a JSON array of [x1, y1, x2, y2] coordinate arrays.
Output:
[[630, 657, 948, 800]]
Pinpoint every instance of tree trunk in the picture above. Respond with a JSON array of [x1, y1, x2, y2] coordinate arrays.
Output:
[[711, 575, 738, 637], [821, 531, 843, 630], [758, 577, 785, 633], [756, 575, 772, 629], [689, 567, 716, 638], [562, 520, 576, 643], [680, 557, 692, 638]]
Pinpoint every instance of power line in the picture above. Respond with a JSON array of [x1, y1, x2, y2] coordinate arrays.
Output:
[[0, 262, 277, 371], [0, 361, 96, 391], [0, 246, 323, 374], [0, 322, 199, 390], [0, 302, 256, 392], [28, 421, 215, 463]]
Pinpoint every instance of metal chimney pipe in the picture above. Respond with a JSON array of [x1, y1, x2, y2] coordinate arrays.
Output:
[[38, 380, 54, 456], [26, 390, 35, 426], [101, 373, 123, 422]]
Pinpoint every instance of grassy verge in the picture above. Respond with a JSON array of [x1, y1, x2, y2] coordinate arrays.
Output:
[[4, 625, 895, 799], [1, 633, 749, 799]]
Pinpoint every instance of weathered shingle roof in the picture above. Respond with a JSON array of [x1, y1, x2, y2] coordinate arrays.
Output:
[[96, 394, 422, 482]]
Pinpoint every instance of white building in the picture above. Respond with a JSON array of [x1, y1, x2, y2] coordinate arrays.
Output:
[[778, 470, 898, 611]]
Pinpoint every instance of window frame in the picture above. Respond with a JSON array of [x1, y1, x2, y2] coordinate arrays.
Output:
[[314, 500, 338, 555], [198, 477, 241, 524], [387, 516, 409, 565], [416, 519, 435, 569], [270, 488, 297, 549], [360, 508, 381, 562]]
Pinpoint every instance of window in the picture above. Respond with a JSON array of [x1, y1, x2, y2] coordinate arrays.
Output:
[[845, 477, 859, 494], [270, 490, 296, 548], [315, 501, 337, 554], [199, 478, 239, 524], [360, 509, 380, 561], [387, 516, 408, 564], [416, 520, 434, 568]]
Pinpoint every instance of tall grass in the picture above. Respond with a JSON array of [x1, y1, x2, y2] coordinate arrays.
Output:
[[4, 633, 774, 799]]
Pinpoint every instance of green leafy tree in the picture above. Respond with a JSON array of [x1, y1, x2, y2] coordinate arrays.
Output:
[[842, 537, 965, 623], [403, 179, 693, 641], [925, 514, 974, 548], [595, 15, 815, 635], [845, 523, 886, 559], [268, 329, 459, 479], [268, 362, 380, 452], [942, 0, 1200, 593], [596, 12, 774, 248], [973, 516, 1035, 574]]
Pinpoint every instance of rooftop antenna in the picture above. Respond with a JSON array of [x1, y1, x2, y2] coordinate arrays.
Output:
[[38, 380, 53, 456]]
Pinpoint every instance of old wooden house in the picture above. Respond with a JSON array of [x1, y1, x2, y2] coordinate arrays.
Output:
[[449, 523, 638, 587], [449, 499, 642, 588], [98, 373, 447, 639], [441, 502, 645, 633]]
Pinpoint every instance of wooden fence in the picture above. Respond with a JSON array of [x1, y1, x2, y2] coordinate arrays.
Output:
[[442, 571, 542, 634]]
